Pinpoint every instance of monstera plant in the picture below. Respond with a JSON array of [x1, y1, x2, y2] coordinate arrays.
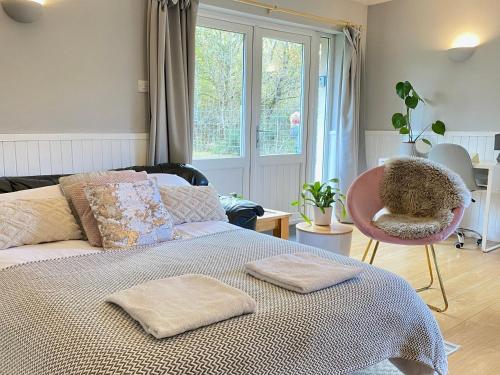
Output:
[[392, 81, 446, 154]]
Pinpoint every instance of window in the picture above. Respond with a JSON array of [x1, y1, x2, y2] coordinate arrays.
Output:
[[258, 37, 305, 156], [193, 26, 245, 160], [314, 37, 331, 181]]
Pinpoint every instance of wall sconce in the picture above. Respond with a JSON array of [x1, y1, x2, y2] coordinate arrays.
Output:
[[447, 32, 480, 62], [1, 0, 43, 23]]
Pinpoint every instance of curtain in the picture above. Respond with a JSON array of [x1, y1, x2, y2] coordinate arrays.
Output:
[[147, 0, 199, 165], [334, 26, 364, 221]]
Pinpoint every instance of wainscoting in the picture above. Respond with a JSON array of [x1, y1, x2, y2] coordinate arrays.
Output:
[[365, 131, 500, 241], [1, 131, 498, 241], [0, 133, 148, 177]]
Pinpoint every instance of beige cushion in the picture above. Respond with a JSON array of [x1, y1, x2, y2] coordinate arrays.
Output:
[[0, 197, 82, 250], [0, 185, 63, 202], [84, 179, 173, 250], [59, 171, 147, 247], [374, 211, 454, 240], [159, 185, 228, 225]]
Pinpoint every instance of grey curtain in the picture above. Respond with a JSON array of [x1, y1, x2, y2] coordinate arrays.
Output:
[[335, 26, 364, 221], [147, 0, 199, 164]]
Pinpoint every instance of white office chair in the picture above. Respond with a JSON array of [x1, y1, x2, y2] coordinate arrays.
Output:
[[428, 143, 483, 248]]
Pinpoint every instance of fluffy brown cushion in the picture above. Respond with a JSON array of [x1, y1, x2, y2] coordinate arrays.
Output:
[[374, 157, 471, 239], [59, 171, 147, 247], [380, 157, 471, 217], [374, 211, 454, 240]]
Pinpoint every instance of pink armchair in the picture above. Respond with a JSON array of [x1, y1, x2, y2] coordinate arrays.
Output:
[[347, 166, 466, 312]]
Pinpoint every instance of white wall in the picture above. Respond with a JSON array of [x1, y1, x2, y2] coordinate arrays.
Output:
[[0, 0, 148, 134], [0, 0, 367, 135], [365, 0, 500, 132]]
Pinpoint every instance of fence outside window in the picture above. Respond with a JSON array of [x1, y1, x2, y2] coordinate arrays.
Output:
[[193, 108, 302, 159]]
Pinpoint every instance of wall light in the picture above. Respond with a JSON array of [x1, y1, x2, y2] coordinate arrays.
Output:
[[447, 32, 480, 62], [1, 0, 43, 23]]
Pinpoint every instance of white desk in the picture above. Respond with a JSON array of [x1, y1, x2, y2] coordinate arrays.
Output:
[[473, 161, 500, 252], [378, 158, 500, 253]]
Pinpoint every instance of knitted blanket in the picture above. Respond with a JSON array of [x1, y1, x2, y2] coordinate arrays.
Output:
[[0, 229, 447, 374]]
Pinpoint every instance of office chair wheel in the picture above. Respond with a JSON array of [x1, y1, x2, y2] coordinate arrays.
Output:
[[455, 242, 464, 249], [477, 239, 482, 246]]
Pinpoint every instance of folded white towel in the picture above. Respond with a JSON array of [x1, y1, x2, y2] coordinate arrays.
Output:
[[245, 252, 363, 294], [106, 274, 256, 339]]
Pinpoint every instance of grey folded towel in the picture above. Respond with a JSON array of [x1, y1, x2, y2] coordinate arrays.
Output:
[[106, 274, 256, 339], [245, 252, 363, 294]]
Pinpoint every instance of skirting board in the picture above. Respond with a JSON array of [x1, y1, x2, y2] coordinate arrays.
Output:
[[365, 130, 500, 241], [0, 133, 148, 177]]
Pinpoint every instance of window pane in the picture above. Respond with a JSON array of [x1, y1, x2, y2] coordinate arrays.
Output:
[[259, 38, 304, 156], [193, 26, 245, 160], [314, 37, 330, 181]]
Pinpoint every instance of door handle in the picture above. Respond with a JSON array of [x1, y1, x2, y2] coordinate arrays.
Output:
[[256, 127, 272, 146]]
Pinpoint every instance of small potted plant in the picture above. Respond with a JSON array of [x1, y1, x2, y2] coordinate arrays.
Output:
[[392, 81, 446, 156], [291, 179, 346, 226]]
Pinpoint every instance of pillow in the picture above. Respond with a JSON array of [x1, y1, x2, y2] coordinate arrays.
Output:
[[159, 185, 228, 225], [148, 173, 190, 187], [84, 179, 173, 249], [0, 185, 63, 202], [59, 171, 147, 247], [0, 197, 82, 250]]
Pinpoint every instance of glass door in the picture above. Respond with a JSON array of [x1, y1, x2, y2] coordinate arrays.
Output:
[[250, 29, 311, 214], [192, 17, 319, 213], [192, 18, 253, 197]]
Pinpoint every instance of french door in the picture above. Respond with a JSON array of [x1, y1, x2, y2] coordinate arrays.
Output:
[[250, 29, 311, 215], [192, 17, 313, 217]]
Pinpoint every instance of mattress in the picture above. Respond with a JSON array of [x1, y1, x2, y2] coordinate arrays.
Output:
[[0, 221, 236, 269]]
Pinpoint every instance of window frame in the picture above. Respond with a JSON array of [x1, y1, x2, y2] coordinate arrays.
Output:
[[193, 17, 254, 161]]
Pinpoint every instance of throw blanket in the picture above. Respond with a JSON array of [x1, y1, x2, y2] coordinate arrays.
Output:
[[105, 274, 256, 338], [375, 157, 471, 239], [0, 229, 447, 375], [245, 252, 363, 293]]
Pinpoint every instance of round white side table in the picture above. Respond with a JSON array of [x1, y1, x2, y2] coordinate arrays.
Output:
[[296, 222, 353, 257]]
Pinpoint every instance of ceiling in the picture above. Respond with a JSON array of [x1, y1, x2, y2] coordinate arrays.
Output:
[[350, 0, 394, 5]]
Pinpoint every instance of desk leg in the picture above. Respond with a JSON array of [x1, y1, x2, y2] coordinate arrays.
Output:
[[273, 217, 289, 239], [482, 168, 500, 253]]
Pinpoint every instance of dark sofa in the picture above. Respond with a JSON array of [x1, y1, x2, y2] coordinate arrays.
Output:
[[0, 163, 264, 230]]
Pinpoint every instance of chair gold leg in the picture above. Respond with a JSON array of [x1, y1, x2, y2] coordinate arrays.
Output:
[[361, 239, 373, 262], [416, 245, 434, 292], [426, 245, 449, 313], [369, 241, 380, 265]]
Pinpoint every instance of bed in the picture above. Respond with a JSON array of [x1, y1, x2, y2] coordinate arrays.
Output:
[[0, 166, 448, 375]]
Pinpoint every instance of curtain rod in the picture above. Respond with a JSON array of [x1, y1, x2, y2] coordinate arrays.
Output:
[[231, 0, 362, 29]]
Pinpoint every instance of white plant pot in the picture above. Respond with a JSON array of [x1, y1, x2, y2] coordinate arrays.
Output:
[[399, 142, 418, 157], [313, 206, 333, 226]]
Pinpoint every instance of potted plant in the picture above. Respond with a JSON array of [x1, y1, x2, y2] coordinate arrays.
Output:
[[392, 81, 446, 156], [291, 179, 346, 226]]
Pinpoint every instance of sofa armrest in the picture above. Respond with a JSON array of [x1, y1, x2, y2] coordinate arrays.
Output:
[[220, 196, 264, 231]]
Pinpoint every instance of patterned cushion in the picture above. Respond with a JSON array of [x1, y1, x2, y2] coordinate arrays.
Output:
[[59, 171, 147, 247], [84, 179, 173, 249], [0, 185, 63, 202], [159, 185, 228, 225], [148, 173, 190, 187], [0, 197, 82, 250]]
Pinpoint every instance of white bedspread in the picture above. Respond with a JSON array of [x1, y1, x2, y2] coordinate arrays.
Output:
[[0, 221, 236, 269]]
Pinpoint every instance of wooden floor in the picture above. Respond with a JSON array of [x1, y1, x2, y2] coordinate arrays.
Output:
[[349, 227, 500, 374]]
